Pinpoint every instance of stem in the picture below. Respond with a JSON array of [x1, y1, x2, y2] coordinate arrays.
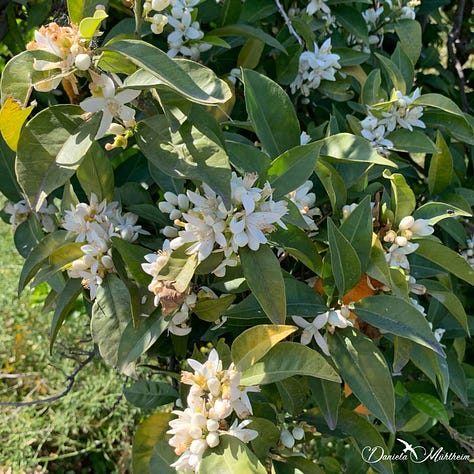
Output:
[[275, 0, 304, 47]]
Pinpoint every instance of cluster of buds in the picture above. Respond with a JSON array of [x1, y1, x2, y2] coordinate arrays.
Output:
[[167, 349, 260, 472], [143, 0, 170, 34]]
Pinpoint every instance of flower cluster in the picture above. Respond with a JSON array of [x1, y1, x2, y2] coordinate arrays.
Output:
[[63, 194, 146, 298], [145, 0, 211, 59], [26, 22, 92, 94], [4, 198, 58, 233], [287, 180, 321, 231], [361, 88, 425, 155], [160, 172, 288, 277], [384, 215, 434, 271], [167, 349, 260, 472], [292, 306, 353, 355], [305, 0, 334, 28], [290, 38, 341, 97]]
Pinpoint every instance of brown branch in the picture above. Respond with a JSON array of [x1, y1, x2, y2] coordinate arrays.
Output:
[[0, 350, 95, 407]]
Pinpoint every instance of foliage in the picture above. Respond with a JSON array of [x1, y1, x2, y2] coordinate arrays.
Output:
[[1, 0, 474, 473], [0, 212, 139, 472]]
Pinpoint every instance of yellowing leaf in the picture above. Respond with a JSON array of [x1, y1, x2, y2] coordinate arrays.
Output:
[[79, 9, 108, 39], [0, 97, 35, 151], [231, 325, 297, 371]]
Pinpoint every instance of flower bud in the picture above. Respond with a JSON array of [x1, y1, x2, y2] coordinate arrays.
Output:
[[75, 53, 91, 71]]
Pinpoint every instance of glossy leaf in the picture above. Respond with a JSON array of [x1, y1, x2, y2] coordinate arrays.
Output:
[[375, 53, 406, 94], [383, 170, 416, 225], [413, 202, 471, 225], [136, 115, 232, 207], [200, 435, 267, 474], [18, 230, 69, 294], [208, 24, 286, 53], [428, 131, 453, 195], [421, 280, 469, 334], [16, 105, 85, 210], [327, 218, 362, 296], [240, 342, 341, 386], [409, 393, 449, 425], [354, 295, 445, 356], [307, 377, 341, 430], [91, 274, 131, 369], [266, 145, 319, 199], [124, 380, 178, 409], [231, 325, 297, 371], [332, 5, 368, 42], [226, 139, 271, 177], [79, 9, 108, 39], [68, 0, 107, 24], [193, 294, 235, 322], [117, 312, 168, 369], [239, 245, 286, 325], [269, 224, 323, 273], [242, 69, 300, 159], [340, 195, 373, 272], [102, 40, 231, 104], [76, 142, 114, 202], [132, 412, 174, 474], [0, 134, 22, 201], [328, 328, 396, 432], [386, 129, 438, 154], [395, 19, 422, 64], [49, 278, 83, 353], [415, 239, 474, 285]]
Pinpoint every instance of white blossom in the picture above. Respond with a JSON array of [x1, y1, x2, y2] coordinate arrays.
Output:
[[290, 39, 341, 96], [80, 74, 140, 139]]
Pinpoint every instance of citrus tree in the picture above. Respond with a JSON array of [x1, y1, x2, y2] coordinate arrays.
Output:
[[1, 0, 473, 472]]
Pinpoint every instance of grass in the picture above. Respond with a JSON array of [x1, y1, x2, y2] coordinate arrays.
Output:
[[0, 216, 140, 473]]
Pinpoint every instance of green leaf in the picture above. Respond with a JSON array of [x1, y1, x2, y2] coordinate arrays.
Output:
[[193, 294, 235, 322], [340, 196, 373, 272], [421, 110, 474, 145], [392, 336, 413, 374], [149, 438, 176, 474], [49, 278, 83, 353], [226, 139, 271, 177], [332, 5, 368, 42], [336, 413, 395, 474], [410, 344, 449, 402], [123, 58, 232, 105], [269, 224, 323, 274], [421, 280, 469, 335], [248, 417, 280, 459], [0, 134, 22, 201], [375, 53, 406, 94], [413, 202, 471, 225], [200, 435, 267, 474], [16, 105, 85, 210], [18, 230, 69, 294], [68, 0, 108, 24], [333, 48, 370, 67], [276, 377, 308, 416], [0, 50, 60, 105], [239, 245, 286, 324], [124, 380, 177, 409], [102, 40, 230, 104], [307, 377, 341, 430], [354, 295, 445, 356], [137, 115, 232, 207], [428, 131, 453, 195], [242, 69, 300, 159], [317, 133, 396, 167], [208, 24, 286, 53], [383, 170, 416, 225], [366, 236, 392, 287], [238, 38, 265, 69], [386, 129, 438, 154], [132, 412, 174, 474], [314, 160, 347, 210], [327, 218, 362, 296], [117, 312, 168, 369], [218, 0, 242, 26], [225, 276, 327, 324], [409, 393, 449, 425], [240, 342, 341, 386], [361, 69, 384, 106], [231, 325, 297, 371], [446, 349, 468, 406], [13, 216, 43, 258], [266, 145, 319, 199], [415, 239, 474, 285], [328, 328, 396, 432], [76, 142, 114, 202], [91, 274, 131, 369], [395, 19, 422, 64]]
